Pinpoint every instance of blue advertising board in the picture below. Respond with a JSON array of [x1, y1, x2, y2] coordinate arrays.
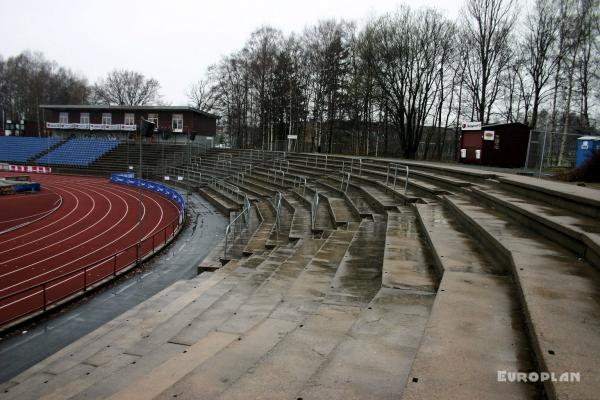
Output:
[[110, 173, 185, 216]]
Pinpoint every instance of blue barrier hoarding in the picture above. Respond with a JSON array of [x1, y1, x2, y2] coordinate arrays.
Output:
[[110, 174, 185, 217]]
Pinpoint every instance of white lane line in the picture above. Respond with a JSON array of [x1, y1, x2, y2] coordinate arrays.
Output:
[[0, 178, 180, 297], [0, 187, 110, 265], [0, 183, 81, 249]]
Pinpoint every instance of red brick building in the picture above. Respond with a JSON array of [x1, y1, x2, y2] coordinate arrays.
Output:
[[40, 105, 218, 143]]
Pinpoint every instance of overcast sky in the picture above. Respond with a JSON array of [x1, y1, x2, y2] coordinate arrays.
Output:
[[0, 0, 464, 105]]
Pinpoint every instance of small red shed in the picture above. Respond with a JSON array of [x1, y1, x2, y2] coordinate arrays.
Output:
[[459, 122, 530, 168]]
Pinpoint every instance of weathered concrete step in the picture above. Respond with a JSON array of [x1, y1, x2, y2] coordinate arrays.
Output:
[[298, 287, 434, 400], [153, 317, 298, 400], [314, 184, 360, 225], [318, 179, 367, 218], [105, 332, 238, 400], [243, 201, 274, 254], [270, 229, 358, 322], [35, 352, 138, 400], [402, 271, 539, 400], [470, 185, 600, 270], [446, 194, 600, 400], [361, 162, 448, 195], [496, 174, 600, 219], [326, 215, 387, 306], [266, 199, 292, 247], [414, 201, 504, 275], [283, 194, 312, 239], [293, 187, 336, 232], [3, 278, 200, 388], [383, 207, 437, 292], [214, 304, 361, 400], [197, 187, 239, 216], [168, 246, 295, 347], [402, 168, 472, 189], [218, 239, 325, 335]]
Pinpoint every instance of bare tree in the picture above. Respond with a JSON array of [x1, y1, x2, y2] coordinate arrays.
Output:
[[187, 79, 216, 112], [462, 0, 516, 124], [363, 7, 455, 158], [93, 69, 161, 106], [524, 0, 559, 129], [0, 51, 89, 134]]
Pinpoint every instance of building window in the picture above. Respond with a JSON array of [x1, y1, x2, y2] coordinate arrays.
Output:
[[59, 112, 69, 124], [124, 113, 135, 125], [148, 113, 158, 130], [172, 114, 183, 132], [102, 113, 112, 125], [80, 113, 90, 124]]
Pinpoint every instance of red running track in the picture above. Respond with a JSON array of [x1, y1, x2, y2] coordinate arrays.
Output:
[[0, 191, 62, 233], [0, 173, 182, 328]]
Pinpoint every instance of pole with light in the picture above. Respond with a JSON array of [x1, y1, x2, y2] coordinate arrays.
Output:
[[136, 117, 156, 265]]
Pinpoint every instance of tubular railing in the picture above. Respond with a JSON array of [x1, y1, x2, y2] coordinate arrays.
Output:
[[211, 179, 245, 203], [0, 212, 183, 329], [271, 191, 283, 241], [385, 163, 410, 196], [351, 158, 362, 176], [294, 176, 308, 197], [340, 172, 351, 193], [223, 196, 252, 259], [311, 190, 319, 231]]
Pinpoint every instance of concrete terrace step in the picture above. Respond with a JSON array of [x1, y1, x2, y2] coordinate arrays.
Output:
[[298, 287, 434, 400], [383, 207, 437, 292], [197, 187, 240, 216], [497, 174, 600, 219], [325, 214, 387, 306], [293, 188, 336, 232], [403, 200, 539, 399], [0, 276, 217, 399], [469, 184, 600, 270], [243, 200, 274, 254], [445, 193, 600, 400], [314, 184, 361, 227], [168, 246, 296, 347], [284, 193, 313, 239]]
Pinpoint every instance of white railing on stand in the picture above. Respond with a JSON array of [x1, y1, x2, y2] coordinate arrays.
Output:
[[385, 163, 410, 196], [311, 190, 319, 231]]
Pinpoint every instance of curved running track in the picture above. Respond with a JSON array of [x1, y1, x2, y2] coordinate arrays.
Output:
[[0, 174, 181, 328]]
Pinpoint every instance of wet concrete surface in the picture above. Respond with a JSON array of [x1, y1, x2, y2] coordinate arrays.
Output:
[[0, 193, 227, 384], [326, 214, 387, 306]]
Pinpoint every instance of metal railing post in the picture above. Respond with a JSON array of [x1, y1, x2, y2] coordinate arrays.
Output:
[[404, 166, 409, 196]]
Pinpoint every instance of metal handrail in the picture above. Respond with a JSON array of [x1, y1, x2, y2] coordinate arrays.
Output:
[[385, 163, 410, 196], [311, 190, 319, 231], [351, 158, 362, 176], [223, 196, 252, 259], [340, 172, 351, 193], [294, 176, 307, 197], [271, 191, 282, 241]]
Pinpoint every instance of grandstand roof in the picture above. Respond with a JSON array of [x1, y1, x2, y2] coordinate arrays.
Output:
[[39, 104, 218, 119]]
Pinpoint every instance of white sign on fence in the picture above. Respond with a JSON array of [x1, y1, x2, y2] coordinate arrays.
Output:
[[177, 176, 184, 181], [462, 121, 482, 131], [287, 135, 298, 140], [483, 130, 495, 141], [164, 176, 170, 180], [475, 149, 481, 159], [460, 149, 467, 158]]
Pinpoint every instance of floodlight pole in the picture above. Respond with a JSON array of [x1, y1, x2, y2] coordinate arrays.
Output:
[[137, 120, 144, 265]]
